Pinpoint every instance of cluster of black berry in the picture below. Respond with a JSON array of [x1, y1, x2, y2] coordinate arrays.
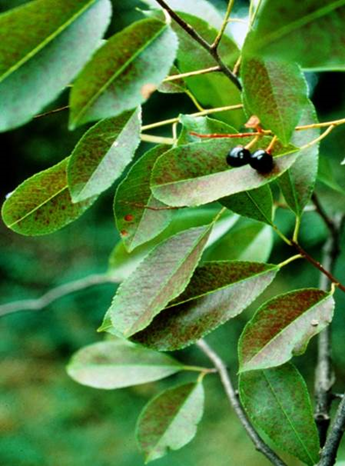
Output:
[[226, 147, 273, 173]]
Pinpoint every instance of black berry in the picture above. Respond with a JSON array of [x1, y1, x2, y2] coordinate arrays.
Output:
[[249, 150, 274, 173], [226, 146, 251, 167]]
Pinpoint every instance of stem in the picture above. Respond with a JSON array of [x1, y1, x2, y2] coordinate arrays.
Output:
[[212, 0, 235, 50], [278, 254, 303, 269], [154, 0, 242, 91], [318, 395, 345, 465], [249, 0, 264, 27], [189, 131, 262, 139], [140, 134, 175, 144], [185, 90, 204, 112], [299, 125, 335, 151], [163, 66, 221, 82], [196, 340, 288, 466], [34, 105, 69, 119], [0, 274, 119, 318]]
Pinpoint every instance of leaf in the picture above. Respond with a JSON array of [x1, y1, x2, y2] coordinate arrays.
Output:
[[203, 219, 274, 263], [69, 18, 178, 129], [67, 340, 183, 390], [132, 261, 278, 351], [279, 101, 320, 215], [239, 289, 335, 372], [244, 0, 345, 71], [158, 65, 187, 94], [0, 0, 111, 132], [1, 158, 94, 236], [68, 108, 141, 202], [173, 12, 245, 128], [151, 137, 298, 207], [106, 225, 212, 338], [221, 185, 273, 225], [136, 382, 204, 463], [241, 57, 308, 145], [114, 144, 173, 252], [177, 114, 237, 146], [239, 363, 320, 466]]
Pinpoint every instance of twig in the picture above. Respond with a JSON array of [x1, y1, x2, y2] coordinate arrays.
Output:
[[154, 0, 242, 91], [212, 0, 235, 50], [0, 274, 119, 318], [196, 339, 287, 466], [140, 134, 175, 145], [163, 66, 221, 82], [34, 105, 69, 119], [318, 395, 345, 465]]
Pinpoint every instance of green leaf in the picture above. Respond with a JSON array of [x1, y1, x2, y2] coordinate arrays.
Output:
[[177, 114, 237, 146], [203, 219, 274, 263], [67, 340, 183, 389], [114, 144, 173, 252], [132, 261, 278, 351], [0, 0, 111, 132], [239, 289, 335, 372], [136, 382, 204, 463], [279, 101, 320, 215], [151, 137, 298, 207], [106, 225, 212, 338], [173, 12, 245, 128], [241, 57, 308, 145], [221, 185, 273, 225], [1, 158, 94, 236], [244, 0, 345, 71], [69, 18, 178, 129], [240, 363, 320, 465], [158, 65, 187, 94], [68, 108, 141, 202]]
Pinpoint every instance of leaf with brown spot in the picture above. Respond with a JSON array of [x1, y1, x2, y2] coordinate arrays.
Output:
[[131, 261, 278, 351], [67, 340, 183, 390], [106, 225, 212, 338], [151, 137, 298, 207], [69, 18, 178, 129], [68, 108, 141, 202], [239, 363, 320, 466], [0, 0, 111, 132], [136, 382, 204, 463], [114, 144, 173, 252], [238, 289, 335, 372], [1, 158, 95, 236]]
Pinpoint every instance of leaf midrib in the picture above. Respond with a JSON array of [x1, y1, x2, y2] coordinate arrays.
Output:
[[0, 0, 96, 84]]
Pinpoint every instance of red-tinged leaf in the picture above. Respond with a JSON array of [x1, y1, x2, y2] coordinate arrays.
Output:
[[136, 382, 204, 463], [69, 18, 178, 128], [241, 57, 308, 145], [67, 340, 183, 390], [68, 108, 141, 202], [1, 158, 95, 236], [239, 289, 335, 372], [279, 100, 320, 216], [132, 261, 278, 351], [114, 144, 173, 252], [151, 137, 298, 207], [106, 225, 212, 338], [240, 363, 320, 466]]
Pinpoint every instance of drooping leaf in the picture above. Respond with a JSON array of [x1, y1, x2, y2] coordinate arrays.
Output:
[[1, 158, 94, 236], [221, 185, 274, 225], [132, 261, 278, 351], [106, 225, 212, 338], [203, 219, 274, 263], [0, 0, 111, 132], [240, 363, 320, 466], [136, 382, 204, 463], [244, 0, 345, 71], [69, 18, 178, 128], [68, 108, 141, 202], [158, 65, 187, 94], [241, 57, 308, 145], [279, 100, 320, 216], [239, 289, 335, 372], [151, 137, 298, 207], [114, 144, 173, 252], [177, 114, 237, 146], [67, 340, 183, 389]]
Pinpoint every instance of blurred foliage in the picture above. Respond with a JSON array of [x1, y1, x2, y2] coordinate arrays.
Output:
[[1, 0, 345, 465]]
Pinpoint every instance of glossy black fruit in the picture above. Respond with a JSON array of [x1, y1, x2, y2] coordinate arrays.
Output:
[[226, 146, 251, 167], [249, 150, 274, 173]]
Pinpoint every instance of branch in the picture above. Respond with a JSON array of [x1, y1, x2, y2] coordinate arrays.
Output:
[[318, 395, 345, 465], [0, 274, 119, 318], [196, 339, 288, 466], [154, 0, 242, 91]]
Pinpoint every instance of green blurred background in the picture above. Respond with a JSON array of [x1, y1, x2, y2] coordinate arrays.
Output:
[[1, 0, 345, 465]]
